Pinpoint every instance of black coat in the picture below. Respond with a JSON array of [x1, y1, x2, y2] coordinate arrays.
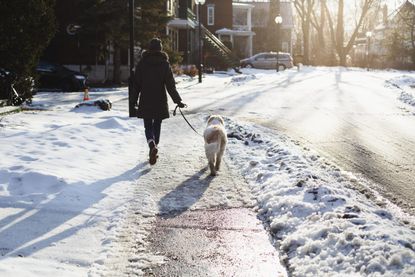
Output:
[[130, 51, 182, 119]]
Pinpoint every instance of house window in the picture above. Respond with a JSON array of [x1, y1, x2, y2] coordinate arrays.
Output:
[[207, 5, 215, 26]]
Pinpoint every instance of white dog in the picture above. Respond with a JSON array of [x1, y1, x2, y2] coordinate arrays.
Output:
[[204, 115, 227, 176]]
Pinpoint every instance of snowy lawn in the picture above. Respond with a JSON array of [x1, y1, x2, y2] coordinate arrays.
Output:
[[0, 66, 414, 276]]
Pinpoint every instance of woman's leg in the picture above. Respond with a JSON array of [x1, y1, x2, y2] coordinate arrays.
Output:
[[153, 119, 162, 145], [143, 118, 156, 148], [144, 118, 158, 164]]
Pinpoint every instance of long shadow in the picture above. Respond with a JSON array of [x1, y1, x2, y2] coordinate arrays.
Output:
[[190, 68, 326, 117], [158, 167, 213, 219], [0, 161, 149, 258]]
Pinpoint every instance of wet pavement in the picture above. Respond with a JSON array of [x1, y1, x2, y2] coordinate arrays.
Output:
[[145, 208, 285, 277]]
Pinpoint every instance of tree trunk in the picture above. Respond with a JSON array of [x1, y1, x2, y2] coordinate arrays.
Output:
[[294, 0, 314, 65], [310, 0, 326, 65], [304, 0, 313, 64], [113, 41, 121, 84], [303, 21, 310, 64], [336, 0, 346, 66]]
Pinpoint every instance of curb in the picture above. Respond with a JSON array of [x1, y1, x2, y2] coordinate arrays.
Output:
[[0, 106, 22, 116]]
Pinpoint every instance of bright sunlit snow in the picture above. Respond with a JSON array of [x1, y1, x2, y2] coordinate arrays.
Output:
[[0, 66, 414, 276]]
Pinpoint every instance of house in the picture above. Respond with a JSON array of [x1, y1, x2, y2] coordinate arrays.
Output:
[[45, 0, 296, 83], [356, 1, 415, 69], [198, 0, 295, 59], [166, 0, 198, 65], [167, 0, 239, 69], [252, 0, 295, 55], [216, 2, 256, 57]]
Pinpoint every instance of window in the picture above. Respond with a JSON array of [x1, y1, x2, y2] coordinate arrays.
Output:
[[265, 54, 277, 60], [207, 5, 215, 26], [255, 54, 266, 61]]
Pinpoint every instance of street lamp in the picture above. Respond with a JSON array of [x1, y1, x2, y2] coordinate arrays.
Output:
[[195, 0, 205, 83], [66, 24, 82, 72], [366, 31, 372, 71], [274, 15, 283, 72]]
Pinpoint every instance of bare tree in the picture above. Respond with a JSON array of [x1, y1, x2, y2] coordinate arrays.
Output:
[[294, 0, 316, 64], [310, 0, 335, 65], [324, 0, 380, 66]]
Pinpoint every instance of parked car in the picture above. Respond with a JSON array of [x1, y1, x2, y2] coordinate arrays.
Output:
[[36, 61, 87, 92], [240, 52, 294, 70]]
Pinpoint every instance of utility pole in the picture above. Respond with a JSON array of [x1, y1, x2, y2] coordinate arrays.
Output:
[[128, 0, 136, 117]]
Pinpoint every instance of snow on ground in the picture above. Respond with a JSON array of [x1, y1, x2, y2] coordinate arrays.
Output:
[[0, 66, 415, 276], [386, 74, 415, 107], [0, 88, 146, 276], [225, 119, 415, 276]]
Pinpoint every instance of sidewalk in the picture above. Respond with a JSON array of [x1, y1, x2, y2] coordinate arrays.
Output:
[[0, 95, 288, 276], [96, 113, 287, 276]]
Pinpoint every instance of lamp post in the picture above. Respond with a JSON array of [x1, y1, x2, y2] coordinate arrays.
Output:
[[128, 0, 136, 117], [366, 31, 372, 71], [274, 15, 283, 72], [195, 0, 205, 83], [66, 24, 82, 72]]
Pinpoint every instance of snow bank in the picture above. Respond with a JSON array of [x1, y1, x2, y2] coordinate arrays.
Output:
[[0, 96, 154, 276], [225, 119, 415, 276], [386, 75, 415, 107]]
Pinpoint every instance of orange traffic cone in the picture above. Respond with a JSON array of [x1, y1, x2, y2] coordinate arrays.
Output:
[[83, 88, 90, 101]]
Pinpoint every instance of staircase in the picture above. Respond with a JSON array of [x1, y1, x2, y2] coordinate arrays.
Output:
[[201, 26, 241, 72]]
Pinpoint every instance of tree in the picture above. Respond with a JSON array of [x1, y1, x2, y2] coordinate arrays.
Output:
[[385, 30, 408, 67], [386, 1, 415, 68], [80, 0, 172, 84], [324, 0, 380, 66], [0, 0, 56, 98], [294, 0, 316, 64], [310, 0, 330, 64]]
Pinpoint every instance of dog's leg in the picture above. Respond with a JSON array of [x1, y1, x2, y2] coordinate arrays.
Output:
[[209, 159, 216, 176], [207, 151, 216, 176], [215, 140, 226, 171], [205, 141, 218, 176]]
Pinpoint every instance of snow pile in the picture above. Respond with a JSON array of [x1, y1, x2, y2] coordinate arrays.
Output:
[[229, 74, 257, 86], [226, 119, 415, 276], [386, 75, 415, 106]]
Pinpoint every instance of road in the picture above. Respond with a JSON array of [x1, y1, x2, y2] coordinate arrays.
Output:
[[187, 67, 415, 215]]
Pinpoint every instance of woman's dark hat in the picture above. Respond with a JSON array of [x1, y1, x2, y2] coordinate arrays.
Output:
[[149, 38, 163, 51]]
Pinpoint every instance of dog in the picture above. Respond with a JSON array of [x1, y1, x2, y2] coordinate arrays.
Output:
[[204, 115, 227, 176]]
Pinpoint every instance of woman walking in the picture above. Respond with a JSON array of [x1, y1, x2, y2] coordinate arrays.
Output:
[[131, 38, 185, 165]]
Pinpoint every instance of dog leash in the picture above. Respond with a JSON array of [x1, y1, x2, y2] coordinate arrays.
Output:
[[173, 104, 203, 137]]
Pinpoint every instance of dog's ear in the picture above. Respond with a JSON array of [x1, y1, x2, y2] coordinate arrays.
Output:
[[207, 115, 214, 124]]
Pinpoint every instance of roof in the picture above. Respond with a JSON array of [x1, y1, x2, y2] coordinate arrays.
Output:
[[216, 27, 255, 36]]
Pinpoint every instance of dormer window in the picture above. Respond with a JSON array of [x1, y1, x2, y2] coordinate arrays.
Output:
[[207, 5, 215, 26]]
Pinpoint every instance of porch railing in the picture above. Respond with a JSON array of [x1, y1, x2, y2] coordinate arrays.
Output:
[[201, 25, 240, 69]]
